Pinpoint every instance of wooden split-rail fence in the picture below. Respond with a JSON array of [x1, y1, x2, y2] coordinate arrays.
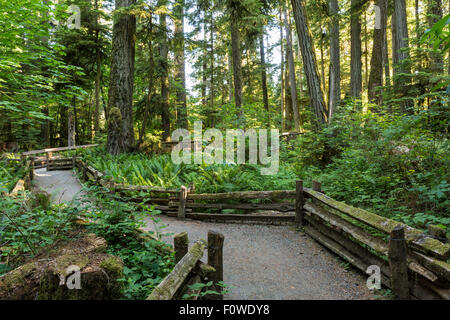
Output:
[[11, 148, 449, 300], [147, 231, 225, 300]]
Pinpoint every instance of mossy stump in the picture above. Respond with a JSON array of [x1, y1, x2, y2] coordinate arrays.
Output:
[[0, 234, 123, 300]]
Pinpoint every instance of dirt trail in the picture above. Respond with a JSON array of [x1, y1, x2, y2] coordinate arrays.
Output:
[[33, 168, 374, 300], [144, 215, 374, 300], [33, 168, 85, 204]]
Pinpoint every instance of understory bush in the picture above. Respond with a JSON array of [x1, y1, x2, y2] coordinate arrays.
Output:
[[80, 185, 174, 299], [78, 148, 297, 193], [290, 103, 450, 233]]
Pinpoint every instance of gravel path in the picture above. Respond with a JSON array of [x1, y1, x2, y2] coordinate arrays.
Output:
[[144, 215, 374, 300], [33, 168, 85, 204], [33, 169, 374, 300]]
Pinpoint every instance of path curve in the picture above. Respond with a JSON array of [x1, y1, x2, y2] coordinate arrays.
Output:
[[144, 215, 373, 300], [33, 168, 85, 204], [33, 168, 374, 300]]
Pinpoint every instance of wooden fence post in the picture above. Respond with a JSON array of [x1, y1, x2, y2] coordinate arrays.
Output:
[[82, 162, 87, 181], [295, 180, 305, 226], [388, 225, 410, 300], [178, 186, 188, 220], [46, 152, 50, 171], [29, 158, 34, 181], [207, 230, 224, 300], [312, 180, 322, 192], [174, 232, 189, 264]]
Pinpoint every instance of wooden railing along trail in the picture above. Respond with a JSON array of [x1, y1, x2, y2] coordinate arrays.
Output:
[[12, 148, 449, 300]]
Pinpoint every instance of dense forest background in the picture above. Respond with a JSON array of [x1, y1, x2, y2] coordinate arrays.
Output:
[[1, 0, 449, 227]]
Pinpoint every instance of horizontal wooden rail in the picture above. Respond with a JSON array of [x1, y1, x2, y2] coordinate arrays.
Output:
[[186, 190, 296, 201], [147, 239, 207, 300], [305, 189, 450, 260], [21, 144, 98, 156]]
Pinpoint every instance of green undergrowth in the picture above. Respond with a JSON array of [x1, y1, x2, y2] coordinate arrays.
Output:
[[0, 191, 78, 274], [0, 159, 25, 193], [287, 103, 449, 234], [76, 147, 298, 194], [77, 184, 175, 300]]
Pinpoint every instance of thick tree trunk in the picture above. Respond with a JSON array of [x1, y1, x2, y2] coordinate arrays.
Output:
[[393, 0, 412, 113], [159, 2, 170, 141], [290, 0, 327, 126], [68, 106, 75, 147], [174, 0, 188, 129], [209, 12, 215, 127], [202, 20, 207, 108], [328, 0, 340, 120], [107, 0, 136, 154], [259, 31, 269, 113], [139, 14, 154, 145], [230, 4, 243, 116], [280, 8, 285, 130], [383, 17, 390, 87], [283, 6, 300, 132], [368, 0, 387, 106], [350, 0, 362, 99], [94, 0, 101, 136], [427, 0, 443, 74]]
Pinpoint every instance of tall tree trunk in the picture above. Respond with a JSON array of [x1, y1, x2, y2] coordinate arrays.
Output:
[[427, 0, 443, 74], [209, 11, 215, 127], [283, 5, 300, 131], [68, 101, 76, 147], [364, 10, 369, 92], [350, 0, 362, 99], [174, 0, 188, 129], [328, 0, 340, 120], [107, 0, 136, 154], [230, 2, 243, 116], [139, 15, 154, 145], [259, 30, 269, 113], [94, 0, 101, 137], [290, 0, 327, 126], [227, 52, 233, 102], [202, 18, 207, 108], [393, 0, 412, 113], [368, 0, 387, 106], [159, 1, 170, 141], [280, 8, 285, 130], [383, 17, 390, 87]]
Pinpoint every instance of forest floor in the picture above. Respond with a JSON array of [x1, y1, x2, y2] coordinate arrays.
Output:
[[33, 168, 376, 300]]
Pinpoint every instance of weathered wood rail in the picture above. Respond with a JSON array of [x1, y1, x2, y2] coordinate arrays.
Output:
[[147, 231, 224, 300], [71, 158, 449, 300]]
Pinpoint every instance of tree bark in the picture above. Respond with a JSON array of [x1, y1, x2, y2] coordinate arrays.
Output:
[[230, 2, 243, 116], [159, 0, 170, 141], [350, 0, 362, 99], [174, 0, 188, 129], [427, 0, 443, 74], [328, 0, 340, 120], [290, 0, 327, 126], [138, 14, 154, 145], [107, 0, 136, 154], [283, 5, 300, 131], [392, 0, 412, 113], [259, 30, 269, 114], [368, 0, 387, 106], [280, 8, 285, 130], [94, 0, 101, 137]]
